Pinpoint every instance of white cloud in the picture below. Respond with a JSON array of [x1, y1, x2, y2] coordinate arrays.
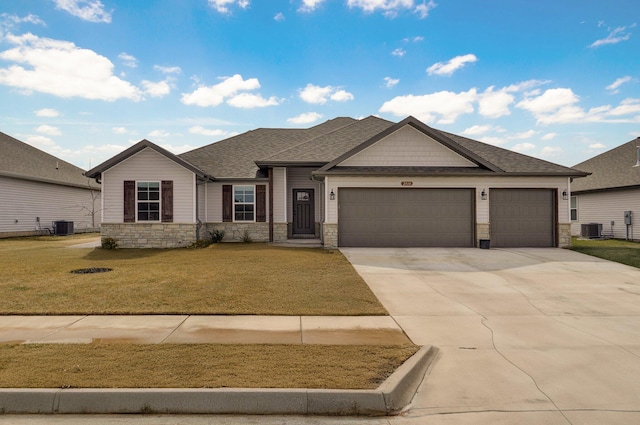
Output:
[[53, 0, 112, 23], [540, 146, 563, 158], [36, 124, 61, 136], [118, 52, 137, 68], [188, 125, 230, 137], [606, 76, 632, 94], [227, 92, 280, 108], [208, 0, 250, 14], [511, 142, 535, 152], [347, 0, 436, 19], [379, 89, 477, 124], [181, 74, 261, 107], [0, 33, 142, 101], [589, 143, 606, 149], [384, 77, 399, 88], [589, 23, 636, 48], [479, 136, 506, 146], [607, 98, 640, 116], [477, 86, 514, 118], [299, 0, 325, 12], [287, 112, 323, 124], [299, 84, 354, 104], [154, 65, 181, 75], [0, 14, 46, 34], [510, 130, 536, 140], [34, 108, 61, 117], [541, 132, 556, 141], [462, 124, 493, 136], [148, 130, 170, 138], [112, 127, 128, 134], [427, 53, 477, 76], [392, 48, 406, 57], [274, 12, 285, 21], [142, 79, 171, 97]]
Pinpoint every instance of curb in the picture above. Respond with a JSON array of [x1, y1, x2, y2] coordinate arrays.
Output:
[[0, 345, 438, 416]]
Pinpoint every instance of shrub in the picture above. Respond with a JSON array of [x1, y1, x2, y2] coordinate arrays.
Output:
[[209, 229, 225, 243], [101, 237, 118, 250], [242, 230, 253, 243]]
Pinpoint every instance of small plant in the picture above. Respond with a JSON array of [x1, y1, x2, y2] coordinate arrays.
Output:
[[101, 237, 118, 250], [242, 230, 253, 243], [209, 229, 225, 243]]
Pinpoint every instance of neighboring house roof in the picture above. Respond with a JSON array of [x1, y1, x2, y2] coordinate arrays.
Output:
[[571, 137, 640, 193], [0, 131, 99, 190], [86, 116, 588, 181], [85, 139, 210, 181]]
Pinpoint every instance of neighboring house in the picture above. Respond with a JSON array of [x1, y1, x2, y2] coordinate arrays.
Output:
[[0, 131, 101, 238], [571, 137, 640, 241], [85, 116, 587, 249]]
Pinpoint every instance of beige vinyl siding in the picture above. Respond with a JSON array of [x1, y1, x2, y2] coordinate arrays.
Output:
[[571, 188, 640, 240], [102, 148, 196, 223], [197, 182, 206, 222], [325, 175, 570, 224], [287, 167, 323, 222], [272, 167, 286, 222], [0, 175, 100, 235], [339, 125, 477, 167]]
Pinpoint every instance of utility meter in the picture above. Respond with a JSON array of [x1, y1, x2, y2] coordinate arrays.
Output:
[[624, 211, 633, 225]]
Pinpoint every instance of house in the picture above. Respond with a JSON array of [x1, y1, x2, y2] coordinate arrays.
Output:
[[0, 131, 101, 238], [85, 116, 587, 249], [571, 137, 640, 241]]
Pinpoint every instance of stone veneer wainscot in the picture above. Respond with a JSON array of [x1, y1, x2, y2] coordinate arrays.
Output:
[[101, 223, 197, 248]]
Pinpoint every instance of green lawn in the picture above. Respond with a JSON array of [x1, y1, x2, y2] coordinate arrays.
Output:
[[0, 235, 387, 315], [570, 237, 640, 269]]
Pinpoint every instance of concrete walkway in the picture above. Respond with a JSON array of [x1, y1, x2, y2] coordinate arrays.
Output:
[[0, 315, 410, 345]]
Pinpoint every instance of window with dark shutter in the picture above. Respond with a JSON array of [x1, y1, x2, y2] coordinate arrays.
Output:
[[256, 184, 266, 222], [161, 180, 173, 223], [222, 184, 232, 222], [124, 180, 135, 223]]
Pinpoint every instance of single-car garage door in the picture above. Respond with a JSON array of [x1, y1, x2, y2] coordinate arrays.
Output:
[[338, 188, 474, 247], [490, 189, 556, 247]]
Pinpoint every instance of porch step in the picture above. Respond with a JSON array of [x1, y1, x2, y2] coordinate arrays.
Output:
[[271, 239, 323, 248]]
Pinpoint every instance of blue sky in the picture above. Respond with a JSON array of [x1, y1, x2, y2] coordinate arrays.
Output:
[[0, 0, 638, 169]]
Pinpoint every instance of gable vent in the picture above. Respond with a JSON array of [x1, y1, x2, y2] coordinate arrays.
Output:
[[635, 144, 640, 167]]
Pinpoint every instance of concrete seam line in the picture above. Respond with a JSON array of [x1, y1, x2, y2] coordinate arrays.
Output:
[[53, 388, 62, 413]]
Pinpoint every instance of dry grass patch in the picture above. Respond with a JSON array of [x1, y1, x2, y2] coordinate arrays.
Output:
[[0, 236, 386, 315], [0, 344, 418, 389]]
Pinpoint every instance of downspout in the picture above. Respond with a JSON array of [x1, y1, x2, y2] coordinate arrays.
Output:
[[268, 168, 274, 242]]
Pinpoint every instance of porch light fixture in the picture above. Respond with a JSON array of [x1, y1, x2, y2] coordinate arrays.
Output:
[[330, 189, 335, 201], [481, 189, 487, 200], [562, 189, 568, 200]]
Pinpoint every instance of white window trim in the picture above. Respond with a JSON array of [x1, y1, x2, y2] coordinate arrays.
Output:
[[136, 180, 162, 223], [233, 184, 256, 223], [570, 195, 578, 222]]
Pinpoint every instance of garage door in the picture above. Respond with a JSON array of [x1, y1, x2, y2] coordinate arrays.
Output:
[[338, 188, 474, 247], [490, 189, 555, 247]]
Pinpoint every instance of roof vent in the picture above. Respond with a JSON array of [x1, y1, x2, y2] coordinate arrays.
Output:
[[635, 145, 640, 167]]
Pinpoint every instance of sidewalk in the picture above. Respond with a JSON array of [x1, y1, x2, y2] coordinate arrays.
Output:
[[0, 315, 411, 345]]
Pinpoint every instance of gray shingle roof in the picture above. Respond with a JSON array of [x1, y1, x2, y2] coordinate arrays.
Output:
[[0, 131, 99, 189], [571, 138, 640, 193]]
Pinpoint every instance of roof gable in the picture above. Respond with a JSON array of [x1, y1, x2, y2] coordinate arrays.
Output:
[[85, 139, 208, 181], [571, 137, 640, 192], [0, 131, 99, 189], [338, 124, 478, 168]]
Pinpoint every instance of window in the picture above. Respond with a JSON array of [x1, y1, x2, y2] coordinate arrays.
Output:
[[570, 196, 578, 221], [234, 185, 254, 221], [137, 182, 160, 221]]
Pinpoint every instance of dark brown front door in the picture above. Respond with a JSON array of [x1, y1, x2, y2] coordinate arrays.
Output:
[[293, 189, 314, 235]]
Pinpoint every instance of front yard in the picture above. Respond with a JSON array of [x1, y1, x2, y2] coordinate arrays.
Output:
[[0, 235, 386, 315], [570, 237, 640, 269]]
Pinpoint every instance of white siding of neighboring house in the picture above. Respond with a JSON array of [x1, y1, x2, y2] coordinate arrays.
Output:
[[287, 167, 323, 222], [0, 175, 101, 235], [324, 175, 571, 225], [101, 148, 196, 223], [339, 125, 478, 167], [571, 188, 640, 240]]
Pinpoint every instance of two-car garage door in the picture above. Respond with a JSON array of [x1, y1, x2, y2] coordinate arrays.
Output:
[[338, 187, 556, 248], [338, 188, 475, 247]]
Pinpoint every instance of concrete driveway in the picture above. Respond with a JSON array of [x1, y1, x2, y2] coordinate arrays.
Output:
[[341, 247, 640, 424]]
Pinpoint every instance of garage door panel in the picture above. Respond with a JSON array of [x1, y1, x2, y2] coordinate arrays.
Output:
[[338, 188, 474, 247], [490, 189, 555, 248]]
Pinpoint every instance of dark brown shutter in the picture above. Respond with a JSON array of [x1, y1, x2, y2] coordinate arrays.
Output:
[[124, 180, 135, 223], [256, 184, 266, 222], [161, 180, 173, 223], [222, 184, 232, 222]]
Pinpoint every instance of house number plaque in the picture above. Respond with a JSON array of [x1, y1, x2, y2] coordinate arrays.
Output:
[[401, 181, 413, 186]]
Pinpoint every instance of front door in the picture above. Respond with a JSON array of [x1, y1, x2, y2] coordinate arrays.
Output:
[[293, 189, 314, 235]]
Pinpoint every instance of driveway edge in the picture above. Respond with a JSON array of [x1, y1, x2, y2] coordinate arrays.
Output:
[[0, 345, 437, 416]]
